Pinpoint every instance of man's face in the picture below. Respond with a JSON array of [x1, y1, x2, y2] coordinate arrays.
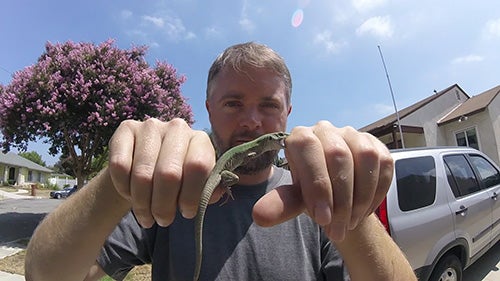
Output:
[[206, 65, 291, 174]]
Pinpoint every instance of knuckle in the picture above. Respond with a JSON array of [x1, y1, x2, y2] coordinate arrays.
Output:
[[167, 117, 190, 129], [380, 153, 394, 169], [288, 126, 316, 147], [185, 157, 212, 175], [132, 163, 156, 184], [120, 119, 140, 128], [315, 120, 334, 129], [155, 162, 183, 183], [108, 155, 129, 174], [325, 145, 352, 164], [340, 125, 357, 135], [357, 144, 379, 162]]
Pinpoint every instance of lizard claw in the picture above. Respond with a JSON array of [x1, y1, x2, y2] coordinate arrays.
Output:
[[219, 188, 234, 206]]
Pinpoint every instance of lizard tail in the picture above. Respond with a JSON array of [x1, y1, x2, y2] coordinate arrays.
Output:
[[193, 193, 211, 281]]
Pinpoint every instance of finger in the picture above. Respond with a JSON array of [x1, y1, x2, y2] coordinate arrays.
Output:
[[286, 126, 333, 227], [178, 130, 216, 219], [339, 128, 379, 230], [252, 184, 305, 227], [150, 119, 192, 226], [130, 118, 164, 228], [313, 122, 354, 240], [367, 137, 393, 216], [108, 120, 138, 201]]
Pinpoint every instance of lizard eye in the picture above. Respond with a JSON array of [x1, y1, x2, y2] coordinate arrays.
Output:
[[247, 152, 257, 158]]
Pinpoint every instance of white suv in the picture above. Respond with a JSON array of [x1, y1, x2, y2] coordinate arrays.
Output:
[[376, 147, 500, 281]]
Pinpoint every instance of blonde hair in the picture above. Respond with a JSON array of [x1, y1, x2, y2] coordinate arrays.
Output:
[[206, 42, 292, 104]]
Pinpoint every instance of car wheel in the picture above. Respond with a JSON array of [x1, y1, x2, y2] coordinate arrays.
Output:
[[55, 194, 61, 199], [429, 254, 462, 281]]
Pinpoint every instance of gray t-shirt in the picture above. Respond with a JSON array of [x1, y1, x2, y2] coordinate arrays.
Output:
[[98, 167, 350, 281]]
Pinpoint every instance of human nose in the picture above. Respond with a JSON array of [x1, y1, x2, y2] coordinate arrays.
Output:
[[239, 107, 262, 131]]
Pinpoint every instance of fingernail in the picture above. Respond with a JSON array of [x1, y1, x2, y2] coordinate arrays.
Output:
[[181, 209, 196, 219], [313, 202, 332, 226]]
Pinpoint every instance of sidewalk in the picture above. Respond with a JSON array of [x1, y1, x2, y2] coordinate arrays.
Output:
[[0, 272, 23, 281], [0, 189, 39, 200], [0, 242, 25, 281], [0, 189, 36, 280]]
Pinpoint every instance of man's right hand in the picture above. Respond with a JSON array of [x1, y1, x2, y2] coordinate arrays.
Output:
[[108, 118, 217, 228]]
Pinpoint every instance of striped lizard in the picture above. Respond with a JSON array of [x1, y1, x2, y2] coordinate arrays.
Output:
[[193, 131, 289, 281]]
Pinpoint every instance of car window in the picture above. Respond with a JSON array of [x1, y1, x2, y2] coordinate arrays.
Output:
[[444, 154, 480, 197], [468, 154, 500, 189], [395, 156, 436, 211]]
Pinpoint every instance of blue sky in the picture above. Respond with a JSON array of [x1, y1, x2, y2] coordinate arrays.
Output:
[[2, 0, 500, 166]]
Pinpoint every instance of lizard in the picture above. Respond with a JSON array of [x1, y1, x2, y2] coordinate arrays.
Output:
[[193, 131, 289, 281]]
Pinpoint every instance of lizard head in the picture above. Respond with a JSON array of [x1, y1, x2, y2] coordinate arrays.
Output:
[[246, 132, 288, 157]]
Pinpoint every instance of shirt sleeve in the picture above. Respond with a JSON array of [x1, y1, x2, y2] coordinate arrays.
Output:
[[97, 211, 155, 281], [320, 230, 351, 281]]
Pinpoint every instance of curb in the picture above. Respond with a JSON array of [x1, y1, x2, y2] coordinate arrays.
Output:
[[0, 271, 24, 281], [0, 190, 40, 200], [0, 244, 25, 281]]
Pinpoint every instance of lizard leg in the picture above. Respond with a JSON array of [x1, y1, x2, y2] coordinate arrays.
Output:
[[219, 170, 239, 206]]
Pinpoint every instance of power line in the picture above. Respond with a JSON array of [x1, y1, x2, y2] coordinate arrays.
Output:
[[0, 65, 13, 75]]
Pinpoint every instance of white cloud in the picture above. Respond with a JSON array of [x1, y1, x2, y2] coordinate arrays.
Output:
[[373, 103, 394, 116], [483, 18, 500, 39], [141, 14, 196, 41], [185, 32, 196, 40], [356, 16, 393, 39], [239, 18, 255, 32], [314, 30, 346, 54], [204, 26, 222, 39], [239, 0, 255, 32], [121, 10, 133, 20], [451, 54, 484, 64], [142, 15, 164, 28], [352, 0, 387, 12]]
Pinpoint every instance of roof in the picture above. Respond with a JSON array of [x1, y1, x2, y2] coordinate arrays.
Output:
[[438, 85, 500, 125], [0, 152, 53, 173], [359, 84, 466, 133]]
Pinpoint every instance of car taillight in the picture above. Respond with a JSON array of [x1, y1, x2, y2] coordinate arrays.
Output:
[[375, 197, 390, 235]]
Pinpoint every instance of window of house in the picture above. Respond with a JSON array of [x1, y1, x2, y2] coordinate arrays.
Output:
[[28, 171, 33, 182], [455, 127, 479, 150]]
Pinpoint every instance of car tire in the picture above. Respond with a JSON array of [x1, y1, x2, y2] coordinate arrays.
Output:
[[429, 254, 462, 281], [55, 193, 61, 199]]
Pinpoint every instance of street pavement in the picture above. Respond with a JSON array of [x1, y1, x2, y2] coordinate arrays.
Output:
[[0, 189, 61, 280], [0, 189, 499, 280], [0, 190, 32, 280]]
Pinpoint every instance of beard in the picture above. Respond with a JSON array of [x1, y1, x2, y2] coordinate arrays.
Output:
[[211, 129, 278, 175]]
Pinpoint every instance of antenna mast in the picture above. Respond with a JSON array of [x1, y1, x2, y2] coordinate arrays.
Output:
[[377, 45, 405, 149]]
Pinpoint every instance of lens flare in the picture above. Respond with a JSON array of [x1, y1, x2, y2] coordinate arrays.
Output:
[[291, 9, 304, 28]]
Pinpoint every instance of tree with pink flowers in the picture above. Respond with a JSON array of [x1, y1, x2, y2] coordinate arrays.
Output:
[[0, 40, 193, 187]]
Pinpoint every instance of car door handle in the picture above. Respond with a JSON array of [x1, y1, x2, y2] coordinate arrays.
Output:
[[492, 192, 498, 201], [455, 205, 468, 216]]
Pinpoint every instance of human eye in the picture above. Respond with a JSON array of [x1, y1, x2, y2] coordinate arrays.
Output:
[[223, 100, 242, 108], [261, 102, 281, 111]]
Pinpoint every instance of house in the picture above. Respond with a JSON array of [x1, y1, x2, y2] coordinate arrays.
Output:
[[359, 84, 500, 165], [0, 152, 53, 186]]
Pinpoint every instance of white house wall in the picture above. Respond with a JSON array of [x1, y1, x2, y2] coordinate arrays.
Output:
[[487, 95, 500, 164], [440, 111, 497, 164], [400, 86, 468, 146]]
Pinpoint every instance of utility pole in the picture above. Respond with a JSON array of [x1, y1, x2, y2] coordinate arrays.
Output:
[[377, 45, 405, 149]]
